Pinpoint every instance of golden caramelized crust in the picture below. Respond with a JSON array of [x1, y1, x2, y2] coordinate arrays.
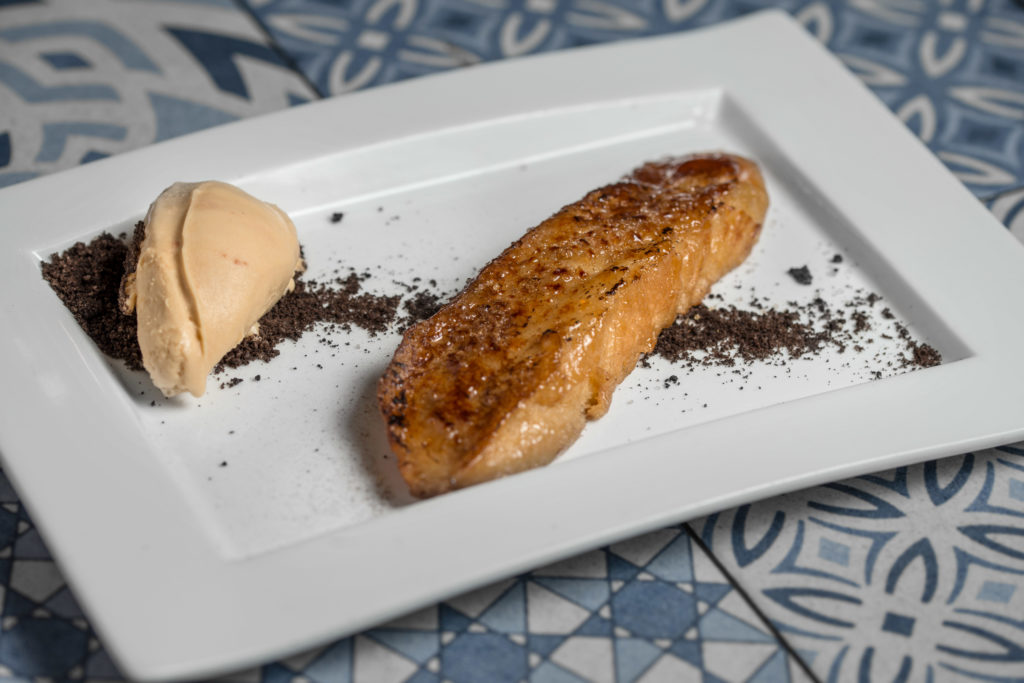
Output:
[[378, 153, 769, 497]]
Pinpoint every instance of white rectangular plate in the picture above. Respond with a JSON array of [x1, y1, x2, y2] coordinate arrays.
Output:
[[2, 10, 1024, 681]]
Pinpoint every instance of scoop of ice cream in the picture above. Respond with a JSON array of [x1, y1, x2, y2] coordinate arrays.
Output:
[[120, 181, 302, 397]]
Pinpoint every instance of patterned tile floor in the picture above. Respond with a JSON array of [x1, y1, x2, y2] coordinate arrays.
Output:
[[1, 0, 1023, 681], [698, 446, 1024, 681]]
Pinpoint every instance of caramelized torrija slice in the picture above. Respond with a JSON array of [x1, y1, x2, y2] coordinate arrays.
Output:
[[378, 154, 769, 497]]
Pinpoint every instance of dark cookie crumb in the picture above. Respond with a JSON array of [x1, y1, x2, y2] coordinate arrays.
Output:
[[787, 265, 813, 285], [397, 289, 448, 332], [910, 342, 942, 368], [41, 232, 144, 371], [217, 272, 401, 369], [650, 288, 941, 373], [654, 303, 829, 366]]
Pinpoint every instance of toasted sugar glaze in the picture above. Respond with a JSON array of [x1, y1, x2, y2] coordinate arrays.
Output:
[[378, 153, 769, 497]]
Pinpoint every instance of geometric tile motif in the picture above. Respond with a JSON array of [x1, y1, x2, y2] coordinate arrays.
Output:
[[245, 0, 1024, 199], [698, 445, 1024, 682], [0, 0, 316, 188], [0, 467, 109, 679], [260, 528, 807, 683], [2, 0, 1024, 681]]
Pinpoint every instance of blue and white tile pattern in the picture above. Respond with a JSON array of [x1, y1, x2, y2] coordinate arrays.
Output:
[[699, 446, 1024, 681], [243, 0, 1024, 198], [0, 0, 315, 188], [2, 0, 1023, 680]]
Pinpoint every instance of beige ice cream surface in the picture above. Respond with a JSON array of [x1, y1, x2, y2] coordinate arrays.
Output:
[[122, 181, 302, 397]]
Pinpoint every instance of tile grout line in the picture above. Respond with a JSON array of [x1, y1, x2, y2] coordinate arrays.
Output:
[[230, 0, 326, 100], [683, 524, 823, 683]]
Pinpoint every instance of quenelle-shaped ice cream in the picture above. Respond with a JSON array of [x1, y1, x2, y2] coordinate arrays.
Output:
[[120, 181, 302, 397]]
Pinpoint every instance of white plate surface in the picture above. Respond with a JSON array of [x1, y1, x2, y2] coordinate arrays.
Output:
[[2, 10, 1024, 681]]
